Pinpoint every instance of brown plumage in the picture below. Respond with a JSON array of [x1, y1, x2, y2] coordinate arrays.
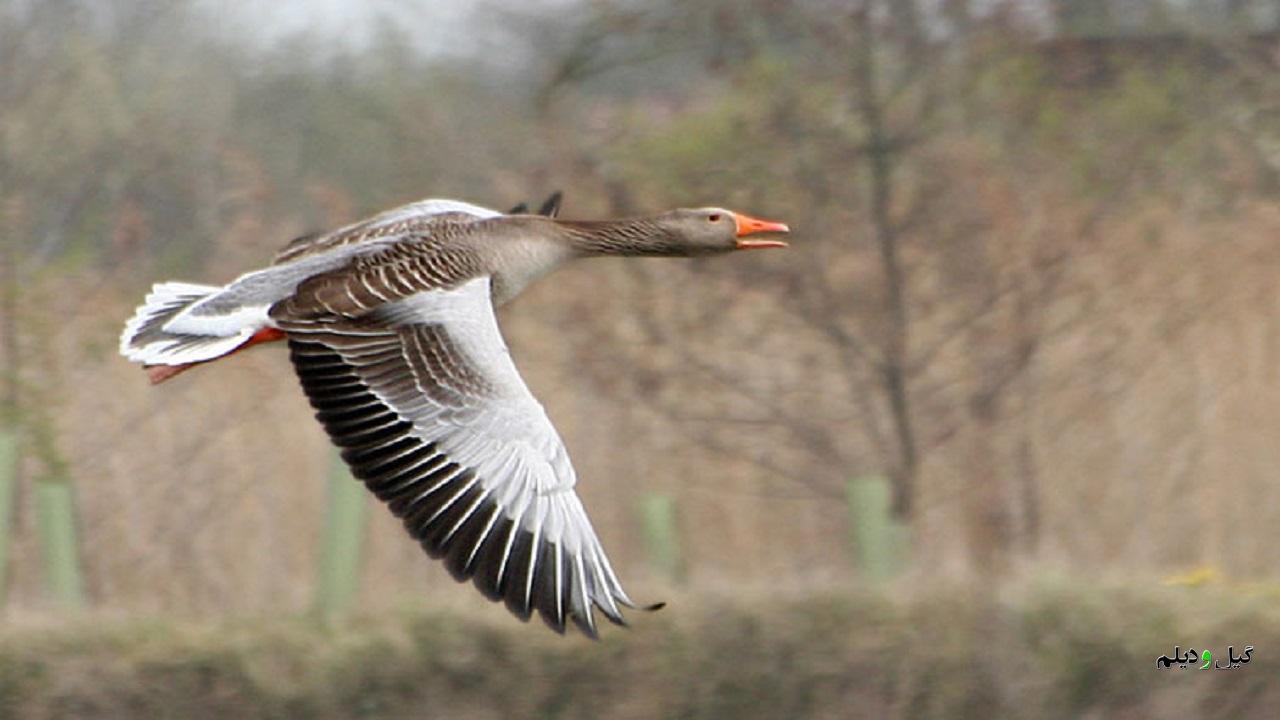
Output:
[[119, 197, 787, 636]]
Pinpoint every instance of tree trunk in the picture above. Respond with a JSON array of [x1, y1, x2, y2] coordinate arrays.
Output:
[[854, 6, 918, 520], [961, 396, 1014, 578]]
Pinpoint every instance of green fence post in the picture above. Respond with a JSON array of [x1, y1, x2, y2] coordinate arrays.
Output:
[[0, 430, 16, 603], [846, 476, 909, 582], [640, 492, 684, 583], [35, 478, 85, 609], [314, 451, 368, 621]]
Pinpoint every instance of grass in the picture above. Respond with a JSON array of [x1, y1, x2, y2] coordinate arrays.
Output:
[[0, 579, 1276, 719]]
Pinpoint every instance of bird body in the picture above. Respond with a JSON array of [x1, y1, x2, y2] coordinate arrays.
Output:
[[119, 197, 788, 635]]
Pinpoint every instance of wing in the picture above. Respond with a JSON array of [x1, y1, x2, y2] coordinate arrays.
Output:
[[166, 199, 503, 335], [275, 198, 504, 265], [275, 276, 635, 636], [508, 192, 564, 218], [537, 191, 564, 218]]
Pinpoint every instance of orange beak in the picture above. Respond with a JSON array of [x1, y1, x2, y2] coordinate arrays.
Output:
[[732, 212, 790, 249]]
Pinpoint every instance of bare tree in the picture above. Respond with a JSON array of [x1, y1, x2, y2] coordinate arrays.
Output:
[[521, 0, 1084, 578]]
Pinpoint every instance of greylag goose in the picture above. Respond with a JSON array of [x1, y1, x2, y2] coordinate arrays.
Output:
[[119, 197, 788, 636]]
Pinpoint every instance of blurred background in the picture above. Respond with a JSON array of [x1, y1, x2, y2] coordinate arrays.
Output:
[[3, 0, 1280, 717]]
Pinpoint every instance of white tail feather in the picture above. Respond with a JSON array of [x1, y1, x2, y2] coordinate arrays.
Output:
[[119, 282, 261, 366]]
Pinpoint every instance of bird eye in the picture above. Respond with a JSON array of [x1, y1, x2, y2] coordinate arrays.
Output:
[[708, 213, 722, 222]]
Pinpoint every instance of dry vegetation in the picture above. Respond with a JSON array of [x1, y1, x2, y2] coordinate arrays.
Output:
[[2, 581, 1278, 719], [3, 0, 1280, 714]]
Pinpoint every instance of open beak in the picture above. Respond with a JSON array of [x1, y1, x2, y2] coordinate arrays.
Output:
[[732, 212, 790, 249]]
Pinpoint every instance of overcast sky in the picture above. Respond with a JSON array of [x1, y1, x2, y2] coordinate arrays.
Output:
[[197, 0, 577, 59], [198, 0, 463, 49]]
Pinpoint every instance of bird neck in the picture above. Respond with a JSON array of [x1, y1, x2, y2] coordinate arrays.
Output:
[[554, 218, 683, 257]]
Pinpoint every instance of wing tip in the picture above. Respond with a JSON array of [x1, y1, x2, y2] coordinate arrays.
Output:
[[290, 334, 641, 639]]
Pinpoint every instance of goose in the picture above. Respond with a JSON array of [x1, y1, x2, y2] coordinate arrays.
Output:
[[119, 197, 788, 636]]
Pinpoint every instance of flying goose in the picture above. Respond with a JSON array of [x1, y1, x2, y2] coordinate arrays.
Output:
[[119, 197, 788, 636]]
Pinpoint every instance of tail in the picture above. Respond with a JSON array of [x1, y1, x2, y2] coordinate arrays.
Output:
[[119, 282, 280, 384]]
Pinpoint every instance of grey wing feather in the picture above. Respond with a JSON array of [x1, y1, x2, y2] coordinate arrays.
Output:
[[168, 199, 501, 333], [276, 276, 635, 636], [274, 198, 503, 264]]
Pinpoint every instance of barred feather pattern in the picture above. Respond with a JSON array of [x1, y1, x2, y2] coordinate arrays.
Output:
[[274, 199, 503, 264], [274, 277, 636, 636]]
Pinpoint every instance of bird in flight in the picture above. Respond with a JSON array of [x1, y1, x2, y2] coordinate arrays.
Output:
[[120, 195, 788, 636]]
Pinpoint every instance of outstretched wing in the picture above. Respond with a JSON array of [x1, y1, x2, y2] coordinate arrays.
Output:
[[159, 199, 506, 338], [508, 191, 564, 218], [274, 276, 635, 636], [274, 198, 504, 265]]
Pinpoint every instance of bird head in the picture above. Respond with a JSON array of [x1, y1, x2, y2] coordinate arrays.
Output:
[[654, 208, 790, 255]]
